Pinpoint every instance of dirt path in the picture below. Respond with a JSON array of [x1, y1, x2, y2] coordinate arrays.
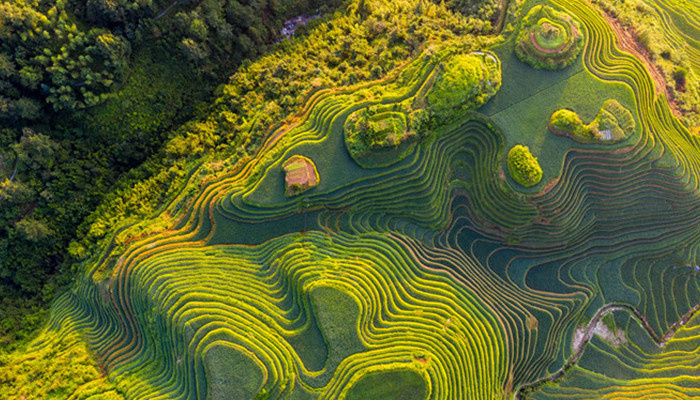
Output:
[[600, 12, 683, 119], [153, 1, 178, 21], [0, 152, 19, 202]]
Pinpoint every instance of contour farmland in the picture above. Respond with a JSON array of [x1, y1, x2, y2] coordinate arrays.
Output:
[[3, 0, 700, 399]]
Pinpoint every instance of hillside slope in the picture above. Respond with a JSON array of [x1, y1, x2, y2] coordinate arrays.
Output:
[[4, 0, 700, 399]]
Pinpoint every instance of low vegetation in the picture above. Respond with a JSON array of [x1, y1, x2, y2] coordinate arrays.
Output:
[[0, 323, 123, 399], [549, 99, 635, 142], [344, 104, 426, 167], [344, 50, 501, 167], [507, 145, 543, 187]]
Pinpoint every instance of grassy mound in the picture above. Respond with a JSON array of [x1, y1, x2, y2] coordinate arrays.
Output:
[[515, 5, 585, 70], [344, 49, 501, 168], [282, 155, 319, 197], [203, 343, 265, 400], [549, 99, 635, 143], [344, 104, 427, 168], [507, 145, 543, 187]]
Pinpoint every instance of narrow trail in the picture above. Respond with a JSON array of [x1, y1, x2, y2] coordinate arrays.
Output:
[[153, 1, 178, 21], [514, 301, 700, 399], [494, 0, 510, 35], [0, 152, 19, 202], [528, 20, 580, 54]]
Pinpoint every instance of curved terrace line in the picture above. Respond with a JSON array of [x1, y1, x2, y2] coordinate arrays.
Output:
[[515, 300, 700, 399]]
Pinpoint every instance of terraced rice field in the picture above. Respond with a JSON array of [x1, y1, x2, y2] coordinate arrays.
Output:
[[10, 0, 700, 398]]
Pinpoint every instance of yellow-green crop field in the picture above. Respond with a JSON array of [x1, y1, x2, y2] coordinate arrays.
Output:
[[3, 0, 700, 398]]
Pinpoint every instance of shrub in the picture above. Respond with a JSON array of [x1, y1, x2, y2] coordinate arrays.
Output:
[[549, 99, 634, 143], [507, 145, 543, 187], [549, 109, 591, 139]]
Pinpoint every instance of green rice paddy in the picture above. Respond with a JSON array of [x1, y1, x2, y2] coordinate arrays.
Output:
[[7, 0, 700, 398]]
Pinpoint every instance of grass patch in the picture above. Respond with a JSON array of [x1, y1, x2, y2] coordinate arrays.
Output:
[[204, 343, 265, 400], [345, 369, 428, 400], [309, 285, 366, 367], [286, 303, 329, 372]]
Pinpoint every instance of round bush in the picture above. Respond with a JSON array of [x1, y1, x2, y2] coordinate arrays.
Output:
[[507, 145, 543, 187]]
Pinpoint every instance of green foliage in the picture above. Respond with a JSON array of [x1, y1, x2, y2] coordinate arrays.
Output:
[[549, 109, 591, 139], [12, 129, 59, 170], [0, 297, 47, 350], [427, 52, 501, 120], [549, 99, 635, 143], [0, 124, 136, 348], [591, 0, 700, 127], [595, 99, 635, 133], [515, 5, 584, 70], [345, 107, 417, 161], [72, 0, 487, 262], [15, 218, 54, 242], [434, 0, 501, 33], [343, 49, 501, 168], [0, 179, 32, 204], [0, 325, 124, 399], [533, 19, 568, 50], [156, 0, 346, 76], [211, 0, 480, 152], [507, 144, 542, 187], [0, 1, 131, 117]]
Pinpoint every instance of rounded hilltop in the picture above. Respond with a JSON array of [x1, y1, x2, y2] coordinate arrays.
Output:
[[344, 50, 502, 168], [282, 155, 319, 197], [515, 5, 584, 70]]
